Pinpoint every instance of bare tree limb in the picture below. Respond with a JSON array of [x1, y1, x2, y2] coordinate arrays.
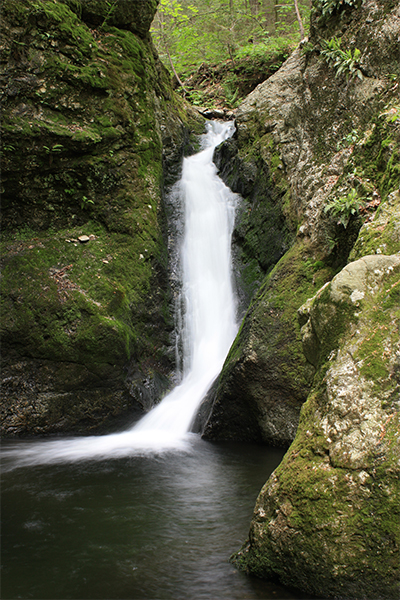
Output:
[[293, 0, 305, 40]]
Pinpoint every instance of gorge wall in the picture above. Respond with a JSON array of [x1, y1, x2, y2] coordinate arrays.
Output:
[[1, 0, 399, 597], [201, 0, 399, 597], [0, 0, 203, 436]]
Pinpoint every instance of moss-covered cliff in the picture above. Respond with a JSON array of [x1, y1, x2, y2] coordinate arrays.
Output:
[[0, 0, 203, 436], [203, 0, 399, 446], [202, 0, 399, 597]]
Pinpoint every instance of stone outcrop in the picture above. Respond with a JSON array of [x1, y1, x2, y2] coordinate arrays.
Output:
[[0, 0, 203, 436], [203, 0, 399, 446], [70, 0, 159, 38], [203, 0, 399, 597], [202, 242, 319, 445], [234, 253, 400, 599]]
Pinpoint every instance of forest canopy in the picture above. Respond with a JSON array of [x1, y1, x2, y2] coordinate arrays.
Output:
[[151, 0, 311, 84]]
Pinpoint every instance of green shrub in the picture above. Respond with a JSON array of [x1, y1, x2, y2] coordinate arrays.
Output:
[[235, 36, 294, 63]]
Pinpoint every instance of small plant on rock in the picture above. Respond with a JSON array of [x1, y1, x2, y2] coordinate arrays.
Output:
[[336, 129, 361, 150], [314, 0, 362, 22], [43, 143, 64, 166], [100, 0, 118, 30], [324, 188, 365, 228], [223, 83, 240, 108], [321, 37, 363, 80], [80, 196, 94, 211]]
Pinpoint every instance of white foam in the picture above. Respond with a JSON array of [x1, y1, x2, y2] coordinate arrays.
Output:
[[2, 121, 238, 469]]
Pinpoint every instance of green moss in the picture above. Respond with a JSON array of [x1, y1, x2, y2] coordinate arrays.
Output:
[[251, 245, 319, 372], [260, 242, 334, 323], [0, 199, 175, 371], [212, 241, 333, 438], [355, 264, 400, 386], [31, 0, 95, 54], [352, 107, 400, 201]]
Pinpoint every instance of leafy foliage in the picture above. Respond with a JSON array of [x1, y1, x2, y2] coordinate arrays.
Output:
[[235, 35, 293, 62], [180, 38, 293, 109], [321, 37, 363, 80], [223, 81, 240, 108], [324, 188, 365, 228], [336, 129, 361, 150], [99, 0, 118, 30], [151, 0, 311, 80], [313, 0, 362, 22]]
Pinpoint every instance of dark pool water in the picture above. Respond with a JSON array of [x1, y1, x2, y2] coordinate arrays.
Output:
[[1, 437, 322, 600]]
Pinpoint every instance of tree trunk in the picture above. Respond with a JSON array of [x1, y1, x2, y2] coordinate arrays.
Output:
[[293, 0, 305, 39], [158, 14, 189, 95], [164, 43, 189, 94]]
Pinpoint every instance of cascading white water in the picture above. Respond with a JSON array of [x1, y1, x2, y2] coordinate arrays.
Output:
[[2, 121, 238, 468]]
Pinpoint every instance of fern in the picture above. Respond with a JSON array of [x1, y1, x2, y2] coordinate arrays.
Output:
[[321, 37, 363, 81], [314, 0, 362, 21]]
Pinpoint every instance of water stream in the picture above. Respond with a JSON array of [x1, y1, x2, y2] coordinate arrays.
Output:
[[2, 121, 237, 469]]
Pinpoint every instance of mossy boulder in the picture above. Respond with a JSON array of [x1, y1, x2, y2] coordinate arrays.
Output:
[[203, 242, 332, 445], [233, 253, 400, 599], [0, 0, 203, 436], [64, 0, 159, 38]]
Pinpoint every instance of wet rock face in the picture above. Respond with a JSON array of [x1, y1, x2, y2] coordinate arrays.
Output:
[[0, 357, 142, 436], [205, 0, 400, 597], [0, 0, 203, 436], [204, 0, 399, 447], [213, 135, 294, 308]]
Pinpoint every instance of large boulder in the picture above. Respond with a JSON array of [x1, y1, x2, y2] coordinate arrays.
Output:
[[233, 253, 400, 599]]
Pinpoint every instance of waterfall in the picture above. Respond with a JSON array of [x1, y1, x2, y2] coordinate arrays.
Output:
[[2, 121, 238, 468]]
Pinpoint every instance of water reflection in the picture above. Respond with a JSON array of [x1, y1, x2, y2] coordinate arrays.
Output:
[[1, 437, 321, 599]]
